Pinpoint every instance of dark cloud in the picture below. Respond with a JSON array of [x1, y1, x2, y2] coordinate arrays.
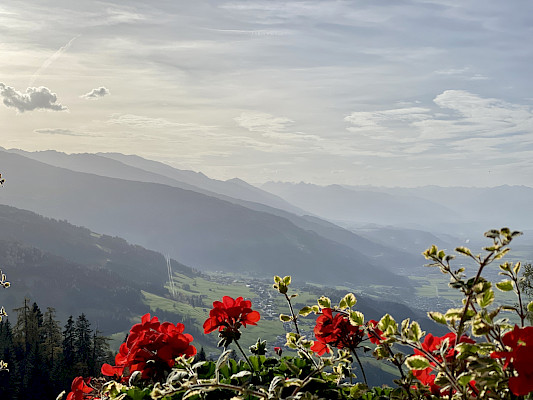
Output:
[[0, 83, 67, 112], [81, 86, 110, 99]]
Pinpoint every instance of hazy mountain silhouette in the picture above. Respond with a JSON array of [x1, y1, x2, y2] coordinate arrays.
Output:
[[0, 150, 409, 287], [262, 182, 533, 234], [3, 149, 421, 271]]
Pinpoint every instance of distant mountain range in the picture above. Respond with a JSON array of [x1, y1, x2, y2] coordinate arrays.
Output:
[[262, 181, 533, 233], [0, 148, 414, 288]]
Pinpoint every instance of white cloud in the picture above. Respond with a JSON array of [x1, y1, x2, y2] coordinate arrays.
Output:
[[0, 83, 67, 112], [234, 112, 293, 133], [81, 86, 110, 100], [29, 35, 79, 86], [34, 128, 100, 137], [107, 114, 216, 131]]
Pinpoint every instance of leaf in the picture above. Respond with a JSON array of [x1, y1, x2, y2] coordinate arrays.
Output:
[[279, 314, 292, 322], [298, 306, 313, 316], [496, 280, 514, 292], [513, 262, 522, 275], [230, 370, 252, 380], [215, 349, 234, 383], [349, 311, 364, 326], [283, 276, 292, 286], [527, 301, 533, 313], [409, 321, 424, 342], [378, 314, 397, 336], [405, 355, 431, 370], [343, 293, 357, 308], [455, 246, 472, 257], [476, 288, 495, 308], [427, 311, 447, 325], [317, 296, 331, 308]]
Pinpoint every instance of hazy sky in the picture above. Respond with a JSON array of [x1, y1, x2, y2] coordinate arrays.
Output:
[[1, 0, 532, 186]]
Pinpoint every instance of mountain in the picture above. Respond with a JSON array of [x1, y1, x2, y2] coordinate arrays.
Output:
[[96, 151, 307, 215], [262, 182, 533, 233], [363, 185, 533, 232], [0, 150, 410, 288], [261, 182, 461, 228], [3, 149, 421, 271]]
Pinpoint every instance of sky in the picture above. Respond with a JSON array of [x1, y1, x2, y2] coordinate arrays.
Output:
[[1, 0, 532, 187]]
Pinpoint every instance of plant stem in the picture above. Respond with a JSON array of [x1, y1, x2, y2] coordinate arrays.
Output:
[[351, 349, 368, 385], [285, 293, 300, 335], [234, 339, 255, 374]]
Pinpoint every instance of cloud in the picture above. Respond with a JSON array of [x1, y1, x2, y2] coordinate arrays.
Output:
[[29, 35, 80, 87], [34, 128, 79, 136], [0, 83, 67, 112], [234, 112, 293, 133], [343, 90, 533, 160], [81, 86, 110, 99], [107, 114, 216, 131]]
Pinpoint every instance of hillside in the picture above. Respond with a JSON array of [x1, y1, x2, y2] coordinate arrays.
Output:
[[2, 149, 422, 271], [0, 150, 410, 288]]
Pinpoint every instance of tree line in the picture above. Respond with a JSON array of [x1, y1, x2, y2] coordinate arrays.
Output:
[[0, 298, 113, 400]]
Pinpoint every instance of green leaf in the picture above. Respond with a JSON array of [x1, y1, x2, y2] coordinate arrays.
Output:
[[343, 293, 357, 308], [527, 301, 533, 313], [405, 355, 431, 370], [283, 276, 292, 285], [298, 306, 313, 316], [378, 314, 398, 336], [409, 321, 424, 342], [496, 280, 514, 292], [279, 314, 292, 322], [513, 262, 521, 275], [455, 246, 472, 257], [494, 248, 510, 260], [349, 311, 364, 326], [317, 296, 331, 308], [427, 311, 447, 325], [476, 288, 495, 308]]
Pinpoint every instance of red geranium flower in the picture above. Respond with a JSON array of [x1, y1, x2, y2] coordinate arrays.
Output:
[[310, 308, 364, 356], [203, 296, 261, 334], [412, 332, 476, 396], [101, 313, 196, 382], [366, 319, 384, 345], [66, 377, 95, 400], [491, 325, 533, 396]]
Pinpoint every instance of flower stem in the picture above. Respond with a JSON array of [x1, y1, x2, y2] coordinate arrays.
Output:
[[284, 293, 300, 335], [234, 339, 255, 374], [351, 349, 368, 386]]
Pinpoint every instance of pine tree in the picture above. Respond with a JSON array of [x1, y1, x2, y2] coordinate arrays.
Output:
[[73, 314, 92, 376], [41, 308, 62, 370]]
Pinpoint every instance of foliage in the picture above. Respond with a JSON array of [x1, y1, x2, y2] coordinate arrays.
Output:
[[47, 229, 533, 398]]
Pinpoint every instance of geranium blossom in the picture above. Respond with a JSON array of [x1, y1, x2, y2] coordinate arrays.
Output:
[[412, 332, 476, 396], [491, 325, 533, 396], [101, 313, 196, 382], [203, 296, 260, 335], [66, 377, 95, 400], [310, 308, 364, 356], [366, 319, 384, 345]]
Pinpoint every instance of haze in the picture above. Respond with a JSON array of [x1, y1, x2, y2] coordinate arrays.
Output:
[[2, 0, 532, 187]]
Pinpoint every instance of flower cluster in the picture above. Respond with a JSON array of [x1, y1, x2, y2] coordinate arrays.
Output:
[[203, 295, 260, 347], [310, 308, 365, 356], [412, 332, 476, 395], [491, 325, 533, 396], [66, 377, 97, 400], [101, 313, 196, 382]]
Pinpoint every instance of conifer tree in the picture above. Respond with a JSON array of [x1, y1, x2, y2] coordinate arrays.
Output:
[[73, 313, 92, 376]]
